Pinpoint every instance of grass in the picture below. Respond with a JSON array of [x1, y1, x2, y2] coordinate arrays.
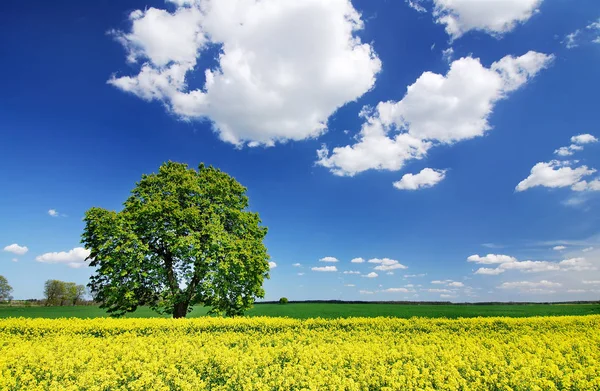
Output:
[[1, 302, 600, 319]]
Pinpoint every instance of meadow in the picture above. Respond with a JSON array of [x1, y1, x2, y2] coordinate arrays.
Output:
[[1, 316, 599, 390], [2, 302, 600, 319]]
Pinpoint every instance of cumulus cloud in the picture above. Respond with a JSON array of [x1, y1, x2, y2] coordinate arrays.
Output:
[[571, 134, 598, 145], [554, 134, 596, 156], [319, 256, 339, 263], [553, 246, 566, 251], [292, 263, 301, 267], [499, 260, 560, 273], [109, 0, 381, 146], [317, 52, 553, 177], [362, 272, 378, 278], [499, 280, 561, 289], [472, 253, 596, 275], [311, 266, 337, 272], [474, 267, 505, 275], [350, 257, 365, 263], [359, 290, 375, 294], [393, 168, 447, 190], [432, 0, 543, 40], [448, 281, 464, 287], [3, 243, 29, 255], [516, 160, 598, 192], [35, 247, 91, 269], [368, 258, 408, 271], [384, 287, 412, 293], [582, 247, 594, 253], [343, 270, 361, 275], [468, 254, 517, 264], [344, 284, 355, 287], [268, 261, 277, 269], [404, 273, 426, 278], [559, 257, 596, 272], [48, 209, 59, 217], [425, 288, 452, 293]]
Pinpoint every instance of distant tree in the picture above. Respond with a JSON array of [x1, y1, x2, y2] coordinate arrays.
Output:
[[44, 280, 67, 306], [279, 297, 288, 304], [0, 275, 13, 302], [82, 161, 270, 318], [64, 282, 86, 305]]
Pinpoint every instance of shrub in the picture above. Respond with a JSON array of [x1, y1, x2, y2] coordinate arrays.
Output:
[[279, 297, 288, 304]]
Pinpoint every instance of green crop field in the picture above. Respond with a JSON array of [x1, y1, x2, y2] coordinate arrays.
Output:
[[1, 302, 599, 319]]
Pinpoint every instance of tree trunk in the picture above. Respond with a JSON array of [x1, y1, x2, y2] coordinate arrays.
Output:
[[173, 302, 188, 318]]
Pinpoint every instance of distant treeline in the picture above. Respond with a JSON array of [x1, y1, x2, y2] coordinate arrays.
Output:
[[256, 300, 600, 305]]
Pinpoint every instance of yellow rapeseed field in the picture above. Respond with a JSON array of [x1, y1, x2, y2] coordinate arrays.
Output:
[[1, 316, 599, 390]]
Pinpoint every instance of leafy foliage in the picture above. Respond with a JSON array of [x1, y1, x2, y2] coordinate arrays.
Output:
[[0, 276, 12, 302], [279, 297, 288, 304], [82, 162, 270, 318], [43, 280, 86, 306]]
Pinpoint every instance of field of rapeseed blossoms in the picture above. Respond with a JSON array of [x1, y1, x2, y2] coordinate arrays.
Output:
[[1, 316, 599, 390]]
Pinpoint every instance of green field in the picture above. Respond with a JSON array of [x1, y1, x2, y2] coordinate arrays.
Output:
[[1, 302, 599, 319]]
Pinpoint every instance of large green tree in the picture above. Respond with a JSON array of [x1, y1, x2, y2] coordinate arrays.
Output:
[[0, 275, 13, 302], [82, 162, 270, 318]]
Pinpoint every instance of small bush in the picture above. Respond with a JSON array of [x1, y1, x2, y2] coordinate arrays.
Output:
[[279, 297, 289, 304]]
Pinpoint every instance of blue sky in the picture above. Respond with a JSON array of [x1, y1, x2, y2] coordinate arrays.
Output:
[[2, 0, 600, 302]]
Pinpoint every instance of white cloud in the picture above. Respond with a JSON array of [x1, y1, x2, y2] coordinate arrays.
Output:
[[362, 272, 378, 278], [368, 258, 408, 271], [516, 160, 596, 192], [268, 261, 277, 269], [475, 267, 505, 275], [292, 263, 301, 267], [343, 270, 361, 275], [571, 134, 598, 145], [406, 0, 427, 13], [559, 257, 596, 272], [35, 247, 91, 269], [442, 47, 454, 63], [554, 144, 583, 157], [440, 294, 455, 298], [344, 284, 355, 287], [467, 254, 517, 264], [109, 0, 381, 146], [582, 247, 594, 253], [583, 280, 600, 285], [386, 272, 394, 275], [567, 289, 586, 293], [350, 257, 365, 263], [359, 290, 375, 294], [499, 260, 560, 273], [384, 287, 412, 293], [11, 258, 18, 263], [393, 168, 446, 190], [563, 30, 580, 49], [499, 280, 561, 289], [297, 272, 305, 276], [317, 52, 553, 177], [48, 209, 59, 217], [319, 256, 339, 263], [553, 246, 566, 251], [448, 281, 464, 287], [431, 280, 449, 284], [404, 273, 426, 278], [311, 266, 337, 272], [432, 0, 543, 40], [3, 243, 29, 255], [426, 288, 452, 293]]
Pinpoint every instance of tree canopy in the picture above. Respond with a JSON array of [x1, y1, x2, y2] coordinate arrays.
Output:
[[0, 275, 13, 302], [44, 280, 86, 306], [82, 162, 270, 318]]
